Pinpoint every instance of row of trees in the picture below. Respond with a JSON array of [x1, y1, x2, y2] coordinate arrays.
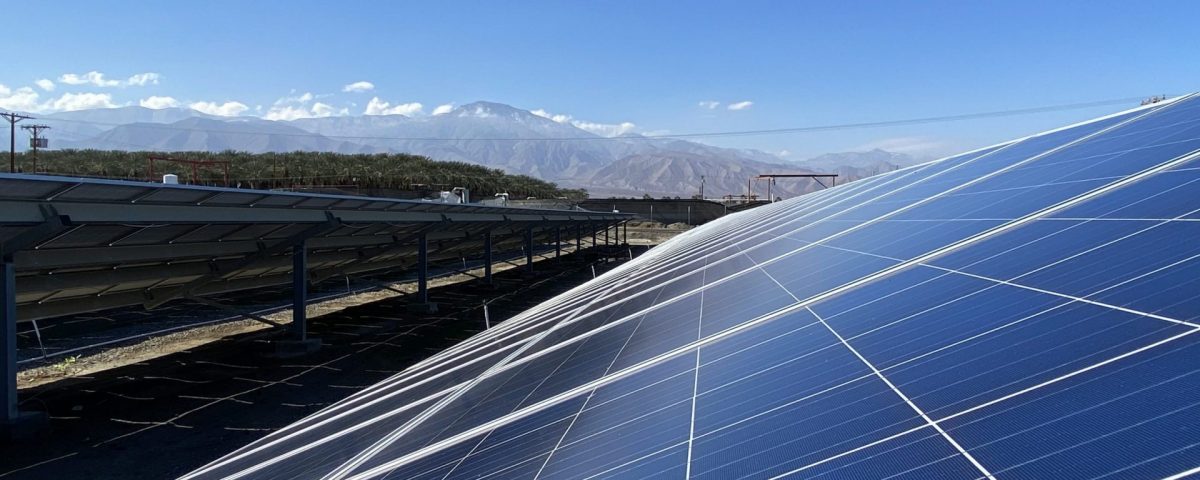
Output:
[[15, 149, 588, 200]]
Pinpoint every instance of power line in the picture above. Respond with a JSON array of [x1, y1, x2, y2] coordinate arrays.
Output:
[[20, 124, 51, 173], [32, 95, 1159, 143], [1, 112, 34, 173]]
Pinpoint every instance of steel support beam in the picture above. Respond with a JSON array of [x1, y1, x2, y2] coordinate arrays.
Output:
[[417, 233, 429, 303], [482, 231, 493, 285], [144, 213, 340, 309], [291, 240, 308, 340], [2, 260, 16, 422], [525, 227, 534, 274], [407, 233, 438, 314]]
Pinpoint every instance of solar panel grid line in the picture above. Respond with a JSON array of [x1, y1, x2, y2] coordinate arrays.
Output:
[[581, 158, 967, 302], [316, 257, 659, 480], [804, 431, 973, 480], [958, 369, 1199, 478], [236, 229, 632, 405], [923, 264, 1200, 328], [189, 95, 1200, 479], [544, 141, 1047, 332], [295, 156, 1036, 465], [579, 442, 687, 480], [330, 254, 650, 397], [802, 305, 997, 479], [927, 326, 1200, 428], [682, 257, 708, 479], [178, 280, 635, 474], [1050, 217, 1200, 222], [1161, 464, 1200, 480], [762, 324, 1197, 479], [806, 229, 1199, 329], [435, 125, 1141, 398], [336, 298, 819, 480], [324, 106, 1200, 477], [530, 286, 671, 479], [430, 335, 591, 480], [354, 201, 800, 393], [698, 248, 968, 478], [439, 157, 981, 373]]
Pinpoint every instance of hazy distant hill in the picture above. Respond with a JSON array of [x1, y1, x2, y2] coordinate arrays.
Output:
[[792, 149, 916, 173], [60, 117, 377, 153], [29, 102, 906, 197]]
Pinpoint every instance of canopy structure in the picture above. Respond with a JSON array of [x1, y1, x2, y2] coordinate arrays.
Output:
[[0, 175, 629, 426], [187, 94, 1200, 479]]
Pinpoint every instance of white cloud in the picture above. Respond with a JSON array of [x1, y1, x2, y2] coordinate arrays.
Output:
[[35, 79, 55, 91], [126, 72, 161, 86], [698, 100, 720, 109], [263, 105, 311, 121], [342, 81, 375, 93], [432, 103, 455, 115], [531, 108, 573, 124], [855, 136, 952, 158], [777, 149, 791, 157], [264, 101, 347, 121], [274, 91, 314, 105], [59, 71, 119, 87], [364, 97, 423, 116], [574, 121, 637, 137], [0, 84, 42, 112], [727, 100, 753, 111], [139, 95, 181, 109], [59, 71, 161, 87], [51, 92, 117, 111], [310, 102, 335, 117], [531, 108, 637, 137], [190, 100, 249, 116]]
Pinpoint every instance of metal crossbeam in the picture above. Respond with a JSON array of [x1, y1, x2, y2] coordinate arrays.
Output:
[[144, 213, 341, 309]]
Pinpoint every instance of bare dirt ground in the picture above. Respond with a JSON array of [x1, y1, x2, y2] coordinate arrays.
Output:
[[622, 220, 692, 245], [0, 248, 644, 480], [16, 248, 574, 391]]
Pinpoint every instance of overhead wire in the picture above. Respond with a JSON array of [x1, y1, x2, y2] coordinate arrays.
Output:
[[19, 95, 1165, 143]]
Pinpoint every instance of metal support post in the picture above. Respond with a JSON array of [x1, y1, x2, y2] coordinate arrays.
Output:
[[482, 231, 493, 285], [555, 227, 561, 259], [407, 232, 438, 313], [291, 240, 308, 340], [417, 233, 429, 303], [525, 227, 534, 274], [274, 241, 320, 357], [2, 260, 16, 423], [2, 256, 47, 435]]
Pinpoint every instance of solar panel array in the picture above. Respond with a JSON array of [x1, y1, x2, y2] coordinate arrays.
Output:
[[187, 94, 1200, 480], [0, 175, 625, 321]]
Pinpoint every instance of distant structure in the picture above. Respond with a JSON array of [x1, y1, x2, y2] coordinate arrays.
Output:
[[749, 173, 839, 202]]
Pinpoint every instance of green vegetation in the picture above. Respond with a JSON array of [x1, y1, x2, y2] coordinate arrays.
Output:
[[15, 149, 588, 200]]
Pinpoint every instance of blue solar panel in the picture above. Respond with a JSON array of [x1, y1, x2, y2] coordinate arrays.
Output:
[[185, 94, 1200, 479]]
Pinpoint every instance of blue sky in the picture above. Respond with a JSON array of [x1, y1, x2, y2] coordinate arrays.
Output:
[[1, 0, 1197, 159]]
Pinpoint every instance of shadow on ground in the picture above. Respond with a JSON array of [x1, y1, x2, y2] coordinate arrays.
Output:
[[1, 254, 626, 479]]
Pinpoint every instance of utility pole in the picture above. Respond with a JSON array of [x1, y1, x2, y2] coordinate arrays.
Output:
[[699, 175, 705, 200], [20, 125, 50, 174], [1, 112, 33, 173]]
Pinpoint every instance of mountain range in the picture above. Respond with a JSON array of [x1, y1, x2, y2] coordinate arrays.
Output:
[[21, 102, 915, 197]]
